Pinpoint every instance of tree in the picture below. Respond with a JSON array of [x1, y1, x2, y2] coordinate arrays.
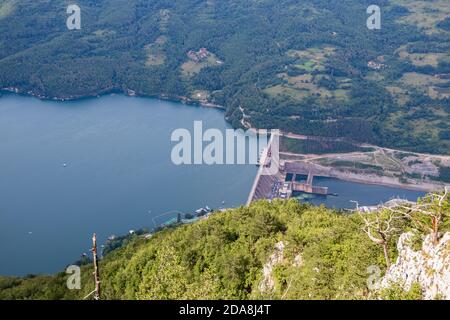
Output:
[[359, 207, 403, 269], [136, 245, 189, 300], [392, 187, 449, 245]]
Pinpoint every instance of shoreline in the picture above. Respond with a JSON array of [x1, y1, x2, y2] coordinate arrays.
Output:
[[2, 88, 446, 193], [0, 87, 226, 111]]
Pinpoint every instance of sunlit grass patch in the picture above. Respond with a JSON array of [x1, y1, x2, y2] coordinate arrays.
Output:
[[396, 45, 450, 67], [265, 70, 350, 102], [287, 46, 335, 72], [0, 0, 15, 20], [181, 50, 222, 77], [395, 0, 450, 34], [400, 72, 450, 99], [145, 36, 168, 66]]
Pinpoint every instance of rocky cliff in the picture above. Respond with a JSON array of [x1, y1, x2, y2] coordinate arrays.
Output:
[[381, 232, 450, 299]]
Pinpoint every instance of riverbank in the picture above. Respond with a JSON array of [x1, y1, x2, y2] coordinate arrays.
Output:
[[0, 87, 226, 111]]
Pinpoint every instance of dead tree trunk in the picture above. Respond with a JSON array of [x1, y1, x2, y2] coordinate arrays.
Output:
[[92, 233, 101, 300], [360, 209, 400, 270]]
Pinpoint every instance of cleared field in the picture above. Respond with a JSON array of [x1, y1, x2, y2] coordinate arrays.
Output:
[[190, 90, 210, 101], [395, 0, 450, 34], [145, 53, 165, 66], [264, 47, 352, 101], [396, 45, 449, 67], [400, 72, 450, 99], [287, 46, 335, 72], [365, 72, 385, 82], [386, 86, 409, 105], [181, 52, 222, 77], [285, 74, 334, 97], [145, 36, 167, 66], [265, 71, 350, 101], [384, 109, 450, 157], [0, 0, 15, 20], [264, 84, 310, 100]]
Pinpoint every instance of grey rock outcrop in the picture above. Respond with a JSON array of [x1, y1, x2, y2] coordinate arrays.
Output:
[[381, 232, 450, 299]]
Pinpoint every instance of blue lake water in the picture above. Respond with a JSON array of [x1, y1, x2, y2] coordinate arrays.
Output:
[[0, 94, 425, 275], [0, 94, 258, 275], [293, 176, 425, 209]]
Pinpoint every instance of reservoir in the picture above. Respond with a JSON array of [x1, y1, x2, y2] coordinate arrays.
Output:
[[293, 176, 425, 209], [0, 94, 425, 275]]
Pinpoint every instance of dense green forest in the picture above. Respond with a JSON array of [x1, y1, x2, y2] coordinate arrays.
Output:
[[280, 136, 374, 154], [0, 0, 450, 154], [1, 194, 448, 300]]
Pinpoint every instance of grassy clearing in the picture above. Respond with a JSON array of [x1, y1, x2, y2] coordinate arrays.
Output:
[[181, 51, 222, 77], [145, 36, 167, 66], [190, 90, 210, 101], [384, 108, 450, 155], [396, 0, 450, 34], [0, 0, 15, 20], [264, 84, 310, 100], [386, 86, 409, 105], [265, 72, 350, 101], [284, 73, 334, 97], [265, 47, 352, 101], [287, 46, 335, 72], [396, 45, 449, 67], [400, 72, 450, 99]]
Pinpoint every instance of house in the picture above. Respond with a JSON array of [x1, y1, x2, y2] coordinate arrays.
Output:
[[187, 50, 199, 62], [367, 60, 386, 70], [198, 47, 208, 59], [187, 48, 210, 62]]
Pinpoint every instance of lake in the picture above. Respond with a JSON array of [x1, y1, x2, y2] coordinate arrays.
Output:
[[0, 94, 425, 275], [292, 176, 424, 209]]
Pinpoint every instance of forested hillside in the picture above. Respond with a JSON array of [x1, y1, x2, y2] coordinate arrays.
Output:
[[1, 194, 448, 300], [1, 0, 450, 153]]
